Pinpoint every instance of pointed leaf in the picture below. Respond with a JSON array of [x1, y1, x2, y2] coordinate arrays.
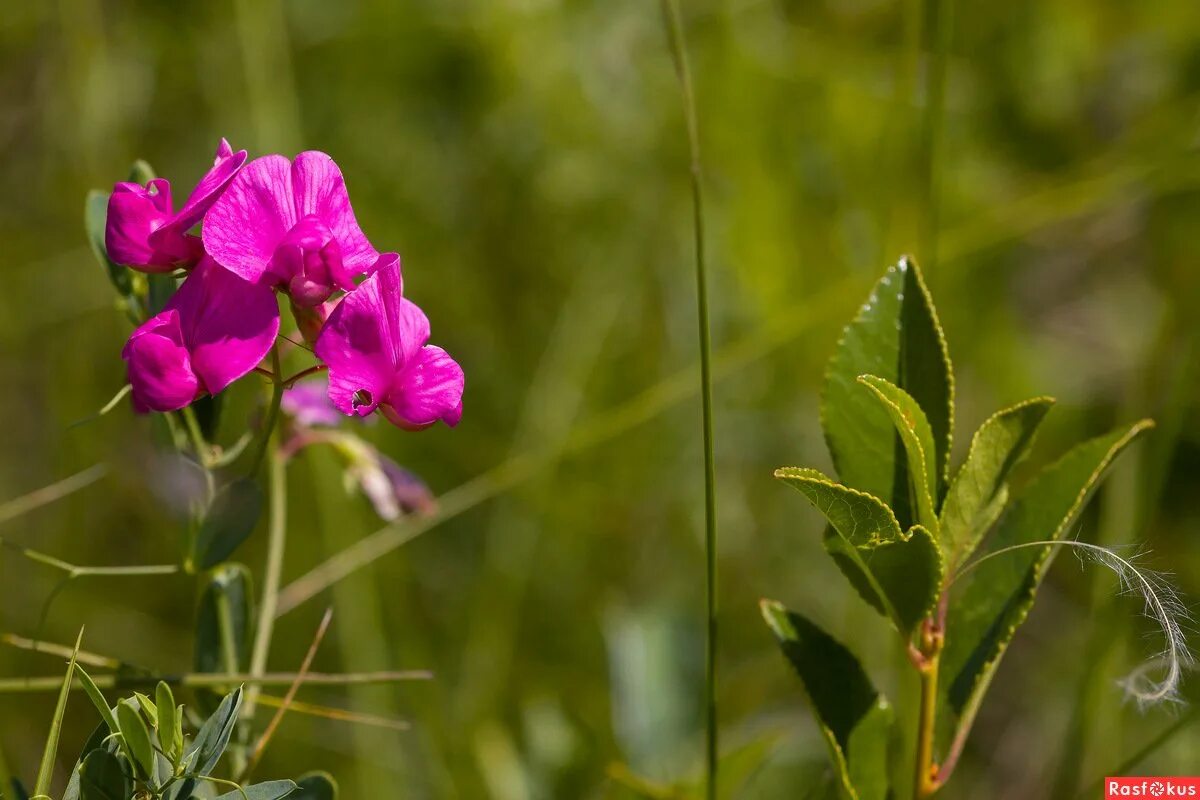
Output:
[[760, 602, 892, 800], [293, 772, 338, 800], [213, 780, 298, 800], [74, 667, 118, 735], [857, 374, 939, 532], [133, 692, 158, 726], [115, 699, 155, 782], [33, 628, 83, 797], [939, 420, 1153, 751], [939, 397, 1055, 569], [195, 478, 263, 570], [186, 686, 244, 778], [821, 257, 953, 527], [775, 467, 902, 547], [156, 683, 178, 760]]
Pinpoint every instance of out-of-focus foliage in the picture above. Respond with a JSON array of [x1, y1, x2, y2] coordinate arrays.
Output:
[[1, 1, 1199, 797]]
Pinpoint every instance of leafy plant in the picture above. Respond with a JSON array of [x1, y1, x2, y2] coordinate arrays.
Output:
[[761, 257, 1175, 799]]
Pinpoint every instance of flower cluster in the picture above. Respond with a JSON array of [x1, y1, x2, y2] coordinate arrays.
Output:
[[108, 141, 464, 430]]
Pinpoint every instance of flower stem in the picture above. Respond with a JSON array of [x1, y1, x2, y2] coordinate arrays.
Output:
[[247, 348, 285, 477], [914, 620, 944, 798], [244, 420, 287, 722], [661, 2, 719, 795]]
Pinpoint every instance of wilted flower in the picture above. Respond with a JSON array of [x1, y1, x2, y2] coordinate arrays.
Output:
[[202, 151, 382, 307], [106, 139, 247, 273], [281, 378, 343, 428], [315, 258, 463, 429], [123, 259, 280, 412]]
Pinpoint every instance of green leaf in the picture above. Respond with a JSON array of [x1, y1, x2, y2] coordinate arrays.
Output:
[[939, 397, 1055, 570], [156, 682, 179, 760], [115, 699, 155, 782], [128, 159, 156, 184], [775, 467, 902, 547], [857, 374, 939, 532], [84, 191, 133, 297], [821, 257, 954, 527], [777, 468, 943, 635], [75, 750, 132, 800], [823, 525, 942, 637], [74, 667, 118, 735], [185, 686, 244, 777], [33, 628, 83, 797], [195, 563, 255, 674], [938, 420, 1153, 752], [760, 601, 892, 800], [195, 479, 264, 570], [213, 780, 298, 800], [133, 692, 158, 726], [293, 772, 338, 800]]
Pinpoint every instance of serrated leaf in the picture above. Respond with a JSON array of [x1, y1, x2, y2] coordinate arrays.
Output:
[[940, 397, 1055, 569], [84, 191, 133, 297], [186, 686, 243, 778], [293, 772, 338, 800], [195, 479, 264, 570], [821, 257, 953, 528], [213, 780, 298, 800], [760, 602, 892, 800], [777, 468, 943, 635], [115, 699, 155, 782], [823, 525, 943, 636], [775, 468, 902, 547], [156, 682, 178, 760], [938, 420, 1153, 752], [75, 750, 131, 800], [857, 374, 939, 533]]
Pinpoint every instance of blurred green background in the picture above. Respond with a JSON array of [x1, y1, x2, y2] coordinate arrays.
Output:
[[2, 0, 1200, 797]]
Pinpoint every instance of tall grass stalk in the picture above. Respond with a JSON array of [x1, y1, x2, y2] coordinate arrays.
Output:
[[660, 2, 719, 795]]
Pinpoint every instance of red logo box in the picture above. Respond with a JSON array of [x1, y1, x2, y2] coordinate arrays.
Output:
[[1106, 778, 1200, 798]]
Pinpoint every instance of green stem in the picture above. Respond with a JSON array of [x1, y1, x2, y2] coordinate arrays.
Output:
[[914, 652, 940, 798], [0, 537, 177, 578], [244, 421, 287, 721], [661, 2, 719, 796], [0, 670, 431, 693], [247, 348, 285, 477]]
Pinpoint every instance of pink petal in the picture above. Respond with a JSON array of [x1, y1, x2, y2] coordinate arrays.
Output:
[[281, 378, 343, 427], [105, 180, 177, 272], [122, 310, 200, 412], [314, 261, 415, 416], [382, 345, 465, 429], [202, 154, 298, 283], [152, 139, 248, 245], [290, 152, 378, 274], [166, 258, 281, 394]]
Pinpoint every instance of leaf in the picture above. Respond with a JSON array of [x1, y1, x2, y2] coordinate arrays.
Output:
[[857, 374, 939, 533], [128, 159, 156, 184], [185, 686, 244, 778], [195, 563, 255, 676], [195, 479, 264, 570], [940, 397, 1055, 569], [293, 772, 338, 800], [938, 420, 1153, 751], [74, 667, 118, 734], [213, 780, 299, 800], [33, 628, 83, 797], [115, 699, 155, 782], [760, 602, 892, 800], [76, 750, 132, 800], [821, 257, 954, 527], [775, 468, 902, 547], [133, 692, 158, 726], [84, 190, 132, 297], [823, 525, 943, 637], [156, 682, 179, 760]]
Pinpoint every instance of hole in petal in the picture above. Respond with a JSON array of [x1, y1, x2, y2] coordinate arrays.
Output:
[[352, 389, 373, 410]]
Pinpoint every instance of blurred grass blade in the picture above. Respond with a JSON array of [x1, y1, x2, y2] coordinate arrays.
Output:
[[33, 627, 84, 798], [0, 466, 107, 527]]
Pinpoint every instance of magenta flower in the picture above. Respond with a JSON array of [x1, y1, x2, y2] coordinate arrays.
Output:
[[123, 258, 280, 412], [202, 151, 380, 307], [106, 139, 247, 273], [315, 258, 463, 429]]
